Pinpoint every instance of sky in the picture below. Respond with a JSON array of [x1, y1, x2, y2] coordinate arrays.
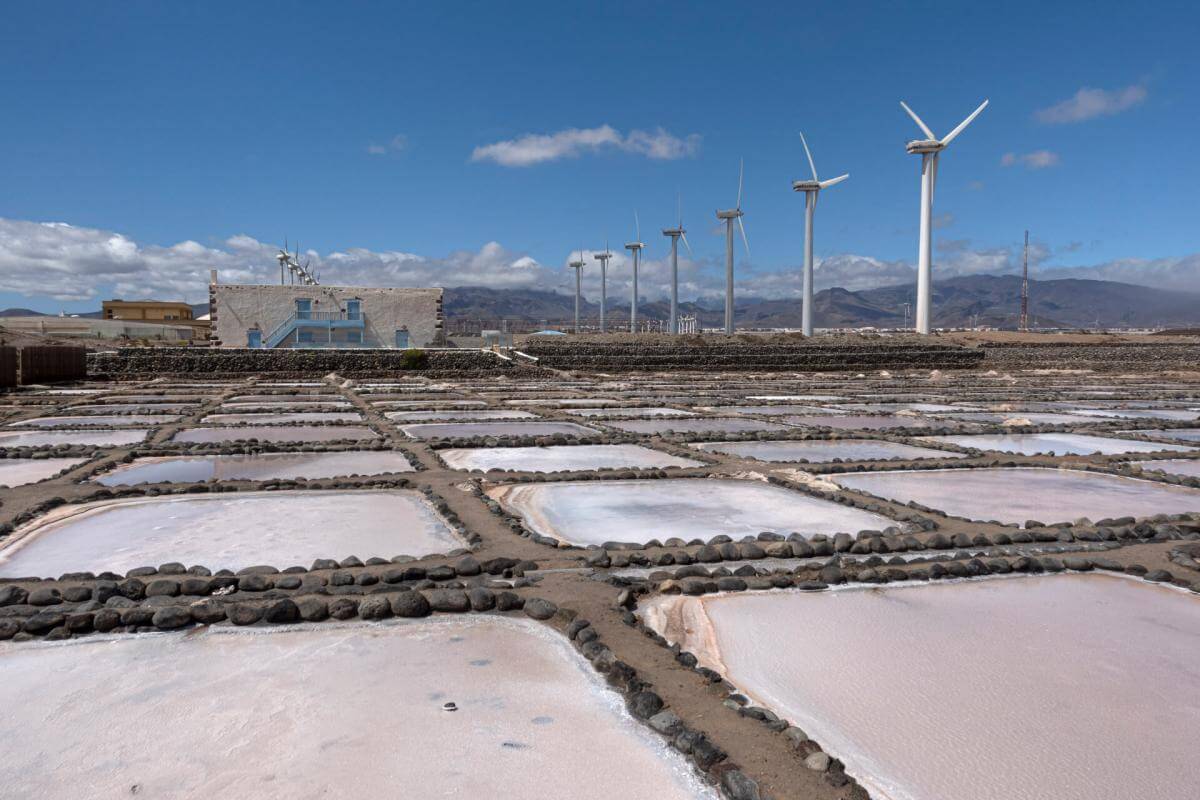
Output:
[[1, 0, 1197, 313]]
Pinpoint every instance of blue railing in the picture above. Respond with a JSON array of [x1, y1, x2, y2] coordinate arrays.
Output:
[[264, 310, 365, 348]]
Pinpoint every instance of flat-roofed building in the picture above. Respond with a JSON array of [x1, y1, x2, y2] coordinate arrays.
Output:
[[102, 300, 209, 340]]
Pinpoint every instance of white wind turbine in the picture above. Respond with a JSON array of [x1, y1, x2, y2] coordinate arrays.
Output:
[[661, 195, 693, 335], [593, 241, 613, 334], [900, 98, 988, 334], [624, 213, 644, 334], [715, 159, 750, 336], [568, 248, 586, 334], [792, 132, 849, 337]]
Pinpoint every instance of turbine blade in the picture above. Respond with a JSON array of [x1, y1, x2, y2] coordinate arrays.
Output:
[[940, 99, 989, 145], [680, 231, 694, 258], [635, 210, 641, 242], [677, 192, 682, 227], [736, 158, 744, 209], [819, 173, 849, 189], [737, 217, 750, 257], [900, 101, 936, 139], [800, 132, 818, 182]]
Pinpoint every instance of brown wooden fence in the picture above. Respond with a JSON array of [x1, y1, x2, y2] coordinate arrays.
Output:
[[16, 346, 88, 384], [0, 346, 16, 388]]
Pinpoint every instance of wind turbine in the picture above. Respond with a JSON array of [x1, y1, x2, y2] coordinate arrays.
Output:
[[277, 239, 291, 285], [625, 213, 644, 334], [568, 249, 586, 334], [661, 196, 693, 335], [593, 241, 613, 334], [715, 160, 750, 336], [792, 133, 849, 337], [900, 98, 988, 334]]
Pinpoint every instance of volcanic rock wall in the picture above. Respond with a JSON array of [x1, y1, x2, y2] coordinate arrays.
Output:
[[978, 342, 1200, 372], [87, 347, 515, 377]]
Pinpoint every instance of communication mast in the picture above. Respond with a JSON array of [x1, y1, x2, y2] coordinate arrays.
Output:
[[1019, 230, 1029, 332]]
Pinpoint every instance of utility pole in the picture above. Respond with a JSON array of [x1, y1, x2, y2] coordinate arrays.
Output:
[[1019, 230, 1030, 332]]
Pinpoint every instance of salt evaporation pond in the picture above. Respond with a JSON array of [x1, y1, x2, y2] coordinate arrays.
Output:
[[566, 407, 696, 418], [745, 394, 844, 401], [440, 444, 704, 472], [603, 418, 792, 435], [641, 575, 1200, 800], [924, 432, 1196, 456], [933, 411, 1099, 425], [172, 425, 379, 443], [1071, 408, 1200, 421], [7, 414, 180, 428], [0, 429, 149, 448], [697, 439, 967, 463], [1135, 458, 1200, 478], [200, 412, 363, 424], [1125, 428, 1200, 443], [489, 478, 894, 546], [833, 467, 1200, 524], [0, 616, 716, 800], [399, 421, 600, 440], [68, 403, 197, 413], [782, 414, 940, 430], [385, 409, 538, 421], [0, 489, 459, 576], [704, 404, 847, 417], [0, 458, 88, 487], [95, 451, 414, 485], [220, 400, 352, 409]]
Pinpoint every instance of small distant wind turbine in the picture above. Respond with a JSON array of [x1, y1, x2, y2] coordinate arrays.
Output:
[[900, 98, 989, 334], [661, 194, 693, 335], [593, 241, 613, 334], [716, 160, 750, 336], [568, 249, 586, 334], [277, 239, 291, 285], [625, 213, 645, 334], [792, 132, 849, 337]]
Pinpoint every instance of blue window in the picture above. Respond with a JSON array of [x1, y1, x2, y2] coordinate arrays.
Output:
[[298, 330, 314, 344], [247, 329, 262, 348], [295, 298, 312, 319], [395, 329, 410, 348], [346, 299, 361, 320]]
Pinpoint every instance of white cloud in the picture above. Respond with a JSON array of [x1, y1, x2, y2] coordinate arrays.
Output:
[[470, 125, 701, 167], [367, 134, 407, 156], [1035, 84, 1147, 124], [1001, 150, 1060, 169]]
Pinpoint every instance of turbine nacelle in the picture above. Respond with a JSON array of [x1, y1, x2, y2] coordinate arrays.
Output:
[[662, 227, 685, 236], [791, 180, 822, 192], [625, 242, 644, 251], [905, 139, 944, 154], [715, 208, 743, 220]]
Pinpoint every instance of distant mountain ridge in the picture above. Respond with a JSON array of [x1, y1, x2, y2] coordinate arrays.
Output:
[[5, 276, 1198, 329]]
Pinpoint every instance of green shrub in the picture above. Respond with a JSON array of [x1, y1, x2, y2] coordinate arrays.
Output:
[[400, 348, 428, 370]]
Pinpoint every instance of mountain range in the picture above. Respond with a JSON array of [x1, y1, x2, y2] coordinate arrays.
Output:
[[5, 275, 1198, 330]]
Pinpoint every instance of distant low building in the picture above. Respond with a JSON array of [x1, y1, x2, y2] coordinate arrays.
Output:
[[103, 299, 209, 341], [209, 281, 444, 349]]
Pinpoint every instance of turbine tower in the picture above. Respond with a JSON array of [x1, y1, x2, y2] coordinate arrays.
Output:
[[715, 160, 750, 336], [568, 250, 586, 334], [661, 197, 693, 335], [593, 241, 613, 334], [1020, 229, 1030, 332], [900, 98, 989, 334], [625, 213, 644, 334], [792, 133, 849, 337]]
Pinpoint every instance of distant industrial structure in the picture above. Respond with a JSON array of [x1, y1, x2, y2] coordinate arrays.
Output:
[[208, 271, 443, 349], [1020, 230, 1031, 332], [102, 300, 209, 341]]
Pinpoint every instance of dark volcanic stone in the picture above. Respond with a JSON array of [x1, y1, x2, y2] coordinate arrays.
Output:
[[296, 597, 329, 621], [390, 591, 431, 618], [523, 597, 557, 620], [357, 595, 392, 620], [27, 587, 62, 606], [145, 579, 180, 598], [119, 607, 155, 627], [62, 586, 93, 603], [328, 598, 359, 619], [190, 601, 227, 624], [468, 587, 496, 611], [152, 606, 192, 630], [628, 690, 664, 719], [264, 599, 300, 623], [426, 589, 470, 612], [0, 586, 29, 606], [93, 608, 122, 632], [228, 603, 264, 626], [496, 591, 524, 611], [23, 610, 66, 634]]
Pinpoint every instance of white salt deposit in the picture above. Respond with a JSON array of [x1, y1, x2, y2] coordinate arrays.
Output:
[[440, 444, 704, 472], [603, 418, 793, 435], [94, 451, 414, 485], [200, 412, 363, 424], [697, 439, 967, 463], [0, 429, 150, 448], [172, 425, 379, 443], [1134, 458, 1200, 478], [924, 432, 1196, 456], [385, 409, 538, 421], [566, 407, 697, 418], [0, 458, 88, 487], [782, 414, 940, 430], [642, 575, 1200, 800], [1123, 428, 1200, 443], [0, 617, 716, 800], [399, 421, 600, 440], [7, 414, 180, 428], [0, 489, 459, 576], [833, 467, 1200, 524], [489, 478, 895, 545]]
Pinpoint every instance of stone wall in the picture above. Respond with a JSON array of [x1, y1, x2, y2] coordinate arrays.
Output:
[[87, 347, 514, 377], [978, 342, 1200, 371]]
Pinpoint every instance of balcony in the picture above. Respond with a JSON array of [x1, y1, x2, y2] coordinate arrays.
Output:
[[264, 310, 365, 348]]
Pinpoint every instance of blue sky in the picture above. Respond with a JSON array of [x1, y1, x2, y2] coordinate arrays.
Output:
[[1, 0, 1196, 312]]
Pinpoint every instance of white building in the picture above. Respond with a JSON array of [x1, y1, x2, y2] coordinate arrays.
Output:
[[209, 282, 444, 349]]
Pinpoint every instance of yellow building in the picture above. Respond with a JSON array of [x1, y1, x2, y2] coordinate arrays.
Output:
[[102, 300, 209, 340]]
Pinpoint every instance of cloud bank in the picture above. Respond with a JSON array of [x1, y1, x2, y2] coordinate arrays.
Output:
[[0, 218, 1197, 312], [1035, 84, 1147, 124], [470, 125, 701, 167]]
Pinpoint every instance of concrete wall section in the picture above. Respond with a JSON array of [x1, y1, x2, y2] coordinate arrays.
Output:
[[212, 285, 443, 348]]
